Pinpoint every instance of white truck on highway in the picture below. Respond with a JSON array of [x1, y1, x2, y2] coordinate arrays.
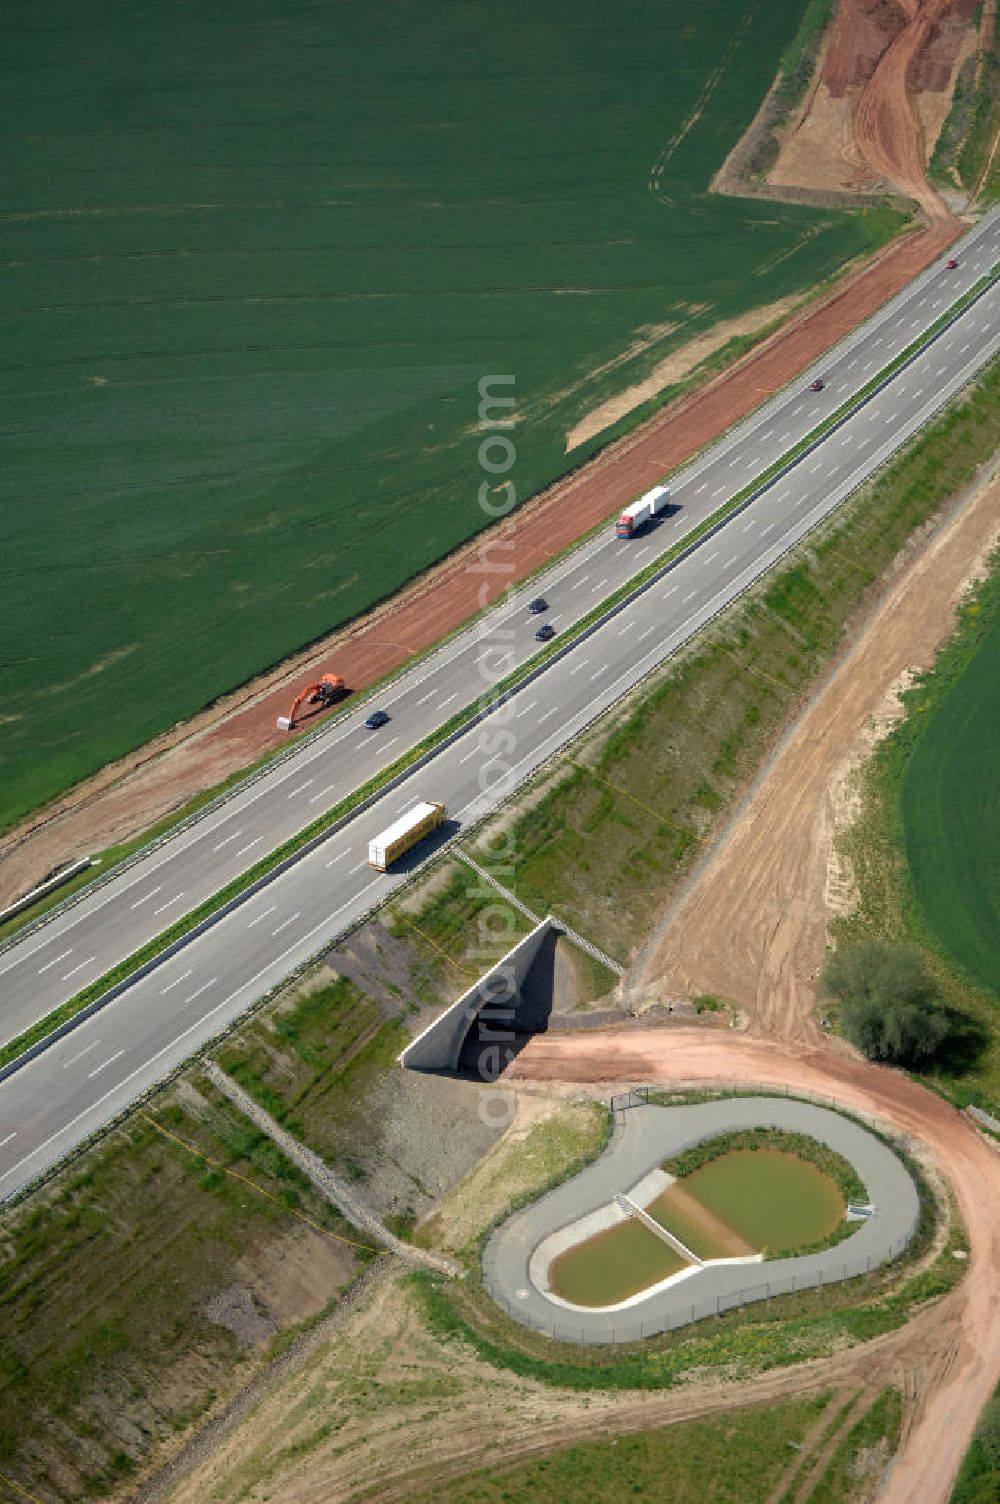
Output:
[[368, 800, 446, 871], [615, 482, 671, 539]]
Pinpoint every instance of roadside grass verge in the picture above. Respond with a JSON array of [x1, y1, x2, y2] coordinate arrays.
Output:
[[403, 1393, 832, 1504], [0, 1055, 370, 1502], [457, 350, 1000, 962], [214, 974, 408, 1173], [831, 546, 1000, 1113]]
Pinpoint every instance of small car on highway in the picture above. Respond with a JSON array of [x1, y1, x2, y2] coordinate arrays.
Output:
[[528, 596, 548, 614], [809, 378, 825, 392], [534, 623, 556, 643], [364, 709, 390, 730], [945, 257, 959, 269]]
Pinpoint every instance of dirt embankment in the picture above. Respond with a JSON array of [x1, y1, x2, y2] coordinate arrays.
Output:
[[0, 218, 957, 912], [766, 0, 978, 217], [637, 464, 1000, 1039]]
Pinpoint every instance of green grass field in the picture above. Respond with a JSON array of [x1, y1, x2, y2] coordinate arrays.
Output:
[[405, 1397, 830, 1504], [1, 0, 901, 830], [900, 606, 1000, 997]]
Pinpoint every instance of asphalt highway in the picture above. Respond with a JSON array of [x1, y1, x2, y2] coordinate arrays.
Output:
[[1, 210, 998, 1196]]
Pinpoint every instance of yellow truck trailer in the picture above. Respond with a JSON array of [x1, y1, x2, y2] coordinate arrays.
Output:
[[367, 800, 445, 872]]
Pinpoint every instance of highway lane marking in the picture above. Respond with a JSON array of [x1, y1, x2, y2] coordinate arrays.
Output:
[[61, 1040, 101, 1069], [458, 745, 480, 764], [271, 912, 301, 937], [637, 626, 655, 642], [591, 578, 608, 592], [160, 969, 193, 994], [62, 955, 96, 981], [235, 839, 262, 857], [0, 877, 393, 1193], [740, 516, 756, 532], [704, 550, 718, 563], [538, 707, 560, 722], [88, 1050, 125, 1079], [377, 737, 399, 754], [791, 404, 803, 415], [309, 782, 338, 804], [38, 948, 73, 974], [779, 430, 792, 442], [352, 861, 368, 873], [569, 659, 589, 675], [759, 428, 773, 440], [572, 575, 589, 588], [521, 700, 537, 714], [761, 522, 776, 536], [325, 852, 348, 868], [694, 482, 707, 493], [662, 584, 677, 597], [618, 620, 636, 633], [437, 695, 457, 710], [153, 893, 185, 915], [393, 798, 417, 813], [183, 979, 216, 1005], [212, 833, 241, 852], [287, 780, 313, 798], [682, 589, 698, 604], [416, 690, 436, 704], [129, 887, 162, 908], [247, 907, 277, 929], [0, 1132, 16, 1150]]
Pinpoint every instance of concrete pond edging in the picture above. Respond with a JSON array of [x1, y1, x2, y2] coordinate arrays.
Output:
[[483, 1097, 920, 1344]]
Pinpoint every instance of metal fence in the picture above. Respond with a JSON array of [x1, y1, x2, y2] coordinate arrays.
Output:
[[483, 1084, 926, 1345], [481, 1223, 918, 1346]]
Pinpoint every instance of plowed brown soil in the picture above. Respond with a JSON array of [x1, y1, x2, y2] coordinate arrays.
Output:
[[767, 0, 976, 213], [508, 1031, 1000, 1504], [852, 0, 963, 221], [0, 220, 957, 910]]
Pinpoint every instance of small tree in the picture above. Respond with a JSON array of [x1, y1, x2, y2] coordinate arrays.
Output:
[[821, 941, 949, 1064]]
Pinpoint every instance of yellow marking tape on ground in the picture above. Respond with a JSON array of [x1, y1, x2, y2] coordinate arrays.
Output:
[[567, 758, 686, 831], [390, 909, 476, 976], [0, 1470, 47, 1504], [138, 1112, 384, 1256]]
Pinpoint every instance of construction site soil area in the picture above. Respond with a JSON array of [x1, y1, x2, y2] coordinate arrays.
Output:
[[764, 0, 984, 221]]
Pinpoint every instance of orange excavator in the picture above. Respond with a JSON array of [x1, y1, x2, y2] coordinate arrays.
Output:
[[276, 672, 347, 731]]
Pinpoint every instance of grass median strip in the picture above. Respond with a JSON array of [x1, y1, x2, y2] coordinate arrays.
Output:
[[4, 268, 996, 1074]]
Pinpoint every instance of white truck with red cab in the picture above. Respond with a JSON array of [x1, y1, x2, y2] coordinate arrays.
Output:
[[615, 483, 671, 539]]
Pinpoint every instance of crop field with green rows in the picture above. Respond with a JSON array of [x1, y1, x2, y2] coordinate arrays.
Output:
[[901, 604, 1000, 997], [1, 0, 900, 829]]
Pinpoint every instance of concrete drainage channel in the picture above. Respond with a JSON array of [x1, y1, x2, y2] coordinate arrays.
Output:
[[483, 1097, 920, 1343]]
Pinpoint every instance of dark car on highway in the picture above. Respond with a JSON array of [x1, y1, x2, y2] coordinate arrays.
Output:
[[809, 378, 825, 392], [528, 596, 548, 614], [365, 709, 390, 729], [534, 623, 555, 642]]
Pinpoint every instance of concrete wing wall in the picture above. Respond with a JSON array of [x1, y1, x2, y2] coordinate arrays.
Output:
[[399, 916, 560, 1073]]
